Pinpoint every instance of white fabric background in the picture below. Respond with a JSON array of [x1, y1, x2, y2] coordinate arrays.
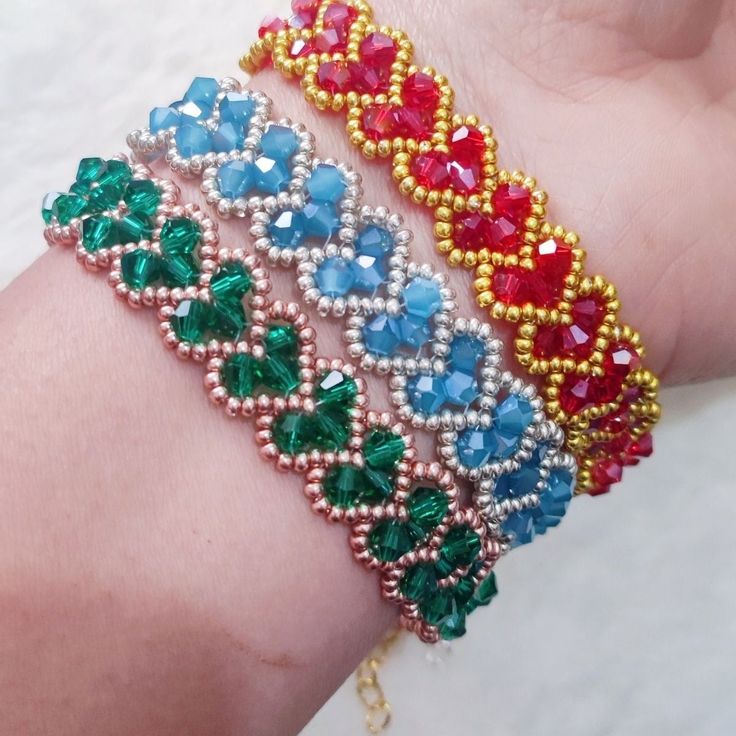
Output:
[[1, 2, 735, 734]]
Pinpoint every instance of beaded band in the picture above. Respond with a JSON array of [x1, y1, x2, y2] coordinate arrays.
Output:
[[41, 78, 576, 641], [242, 0, 661, 496]]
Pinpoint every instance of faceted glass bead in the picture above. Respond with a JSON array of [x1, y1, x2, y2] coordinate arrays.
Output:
[[456, 426, 495, 468], [449, 334, 485, 373], [368, 520, 412, 562], [159, 218, 200, 257], [363, 429, 404, 471], [362, 104, 397, 141], [323, 465, 363, 508], [290, 38, 315, 58], [311, 409, 351, 449], [402, 72, 439, 111], [350, 252, 386, 293], [559, 374, 610, 415], [450, 125, 485, 160], [494, 444, 547, 500], [174, 121, 214, 157], [441, 526, 481, 567], [400, 563, 438, 601], [219, 92, 255, 126], [317, 60, 351, 94], [495, 395, 535, 437], [209, 299, 247, 341], [439, 610, 467, 641], [453, 212, 490, 252], [419, 588, 455, 626], [359, 32, 396, 66], [302, 201, 340, 239], [269, 210, 306, 248], [605, 342, 641, 379], [121, 249, 160, 290], [363, 467, 394, 502], [117, 213, 152, 244], [403, 277, 442, 319], [395, 314, 431, 350], [356, 225, 393, 254], [349, 61, 388, 95], [406, 487, 448, 535], [441, 369, 478, 408], [76, 157, 107, 186], [464, 572, 498, 614], [149, 106, 180, 133], [96, 159, 131, 190], [491, 183, 532, 225], [182, 77, 219, 114], [170, 300, 209, 343], [291, 0, 318, 26], [488, 216, 519, 252], [87, 183, 123, 213], [212, 121, 245, 153], [315, 369, 358, 409], [41, 192, 60, 224], [503, 508, 536, 547], [265, 323, 298, 355], [222, 353, 259, 397], [123, 179, 160, 217], [258, 14, 288, 37], [253, 156, 291, 194], [160, 255, 199, 288], [316, 257, 355, 297], [408, 374, 448, 414], [272, 412, 313, 455], [395, 107, 432, 139], [447, 159, 480, 193], [362, 314, 401, 356], [52, 193, 87, 225], [412, 152, 450, 189], [452, 576, 476, 608], [538, 468, 574, 526], [210, 262, 252, 302], [82, 215, 119, 252], [260, 124, 299, 160], [306, 164, 346, 203], [217, 160, 256, 199]]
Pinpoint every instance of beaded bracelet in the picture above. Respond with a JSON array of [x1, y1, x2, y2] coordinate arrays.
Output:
[[41, 79, 575, 641], [242, 0, 661, 497]]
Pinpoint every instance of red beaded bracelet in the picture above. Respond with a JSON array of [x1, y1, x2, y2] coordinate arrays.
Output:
[[242, 0, 661, 496]]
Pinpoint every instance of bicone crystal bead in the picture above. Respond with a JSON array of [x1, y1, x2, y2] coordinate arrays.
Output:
[[159, 218, 201, 257], [315, 369, 358, 409], [323, 465, 363, 508], [210, 262, 252, 302], [356, 225, 393, 254], [121, 249, 160, 290], [212, 121, 245, 153], [174, 121, 213, 157], [315, 257, 355, 297], [362, 314, 401, 356], [306, 164, 346, 203], [222, 353, 259, 397], [440, 526, 481, 567], [400, 563, 438, 601], [52, 193, 87, 225], [406, 487, 448, 535], [302, 201, 340, 239], [217, 160, 256, 199], [170, 299, 209, 343], [403, 277, 442, 319], [182, 76, 219, 112], [368, 520, 412, 562], [363, 429, 404, 471], [260, 124, 299, 160], [408, 374, 448, 414], [123, 179, 160, 217], [82, 215, 119, 252], [149, 106, 180, 133], [269, 210, 306, 248], [218, 92, 255, 126], [253, 156, 291, 194], [160, 255, 199, 288], [76, 157, 107, 185]]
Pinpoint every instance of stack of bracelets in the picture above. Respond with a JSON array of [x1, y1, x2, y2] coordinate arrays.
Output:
[[41, 0, 659, 649]]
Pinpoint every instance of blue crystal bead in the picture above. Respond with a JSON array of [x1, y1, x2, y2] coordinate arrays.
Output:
[[403, 277, 442, 319], [216, 160, 255, 199], [315, 257, 355, 297], [149, 106, 180, 133], [442, 369, 478, 407], [494, 445, 547, 501], [179, 100, 211, 122], [456, 427, 498, 469], [503, 508, 536, 547], [174, 122, 213, 157], [269, 210, 306, 248], [219, 92, 255, 125], [351, 252, 386, 293], [408, 375, 448, 414], [302, 201, 340, 239], [356, 225, 393, 255], [363, 314, 402, 356], [396, 314, 432, 349], [537, 469, 574, 527], [449, 335, 485, 373], [306, 164, 346, 203], [495, 395, 535, 437], [260, 125, 299, 160], [254, 156, 291, 194], [182, 77, 219, 112], [212, 122, 244, 153]]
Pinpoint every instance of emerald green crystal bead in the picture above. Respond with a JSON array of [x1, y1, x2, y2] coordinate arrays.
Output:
[[69, 182, 90, 197], [439, 610, 467, 640], [160, 255, 199, 288], [120, 250, 160, 290], [221, 353, 259, 397], [311, 409, 351, 449], [52, 193, 87, 225], [41, 192, 60, 224], [160, 218, 201, 257], [170, 299, 209, 343], [419, 588, 455, 626], [260, 355, 300, 394], [264, 324, 297, 354], [363, 467, 394, 501], [210, 262, 252, 302], [76, 157, 107, 185], [363, 430, 405, 471], [452, 576, 475, 608], [400, 563, 438, 601], [123, 179, 161, 217], [368, 520, 412, 562], [117, 213, 153, 244], [434, 557, 455, 579], [96, 159, 132, 189], [209, 299, 247, 341], [440, 526, 482, 568], [323, 465, 364, 508], [406, 487, 448, 535], [87, 183, 124, 213], [82, 215, 119, 252], [315, 369, 357, 409], [272, 412, 313, 455], [464, 572, 498, 614]]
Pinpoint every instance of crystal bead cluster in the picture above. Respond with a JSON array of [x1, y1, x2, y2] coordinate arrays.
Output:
[[244, 0, 660, 497]]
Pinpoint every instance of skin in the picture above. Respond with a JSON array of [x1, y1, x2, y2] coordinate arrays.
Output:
[[0, 1, 734, 734]]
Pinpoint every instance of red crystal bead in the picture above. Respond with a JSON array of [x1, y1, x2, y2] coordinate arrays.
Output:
[[592, 457, 624, 487], [588, 482, 612, 497], [395, 107, 432, 139], [315, 27, 347, 53], [454, 212, 492, 251], [350, 62, 388, 94], [534, 295, 605, 360], [491, 183, 532, 225], [604, 342, 642, 379], [559, 374, 601, 415], [359, 32, 396, 67], [629, 432, 653, 458], [291, 0, 318, 27], [536, 237, 573, 283], [362, 104, 397, 140], [488, 216, 519, 252], [403, 72, 439, 111], [259, 15, 288, 37], [492, 266, 534, 305], [450, 125, 485, 160], [412, 152, 450, 189], [317, 61, 351, 94], [447, 159, 480, 193], [290, 38, 315, 58], [323, 3, 357, 30]]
